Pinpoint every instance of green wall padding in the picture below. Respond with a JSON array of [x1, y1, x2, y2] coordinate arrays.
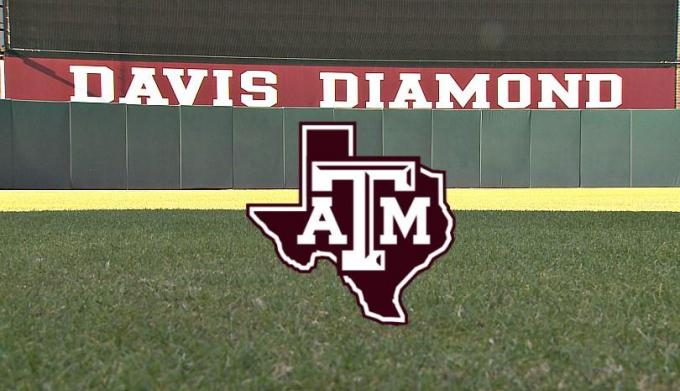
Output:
[[580, 110, 631, 187], [530, 110, 581, 187], [127, 105, 180, 189], [333, 109, 383, 156], [4, 100, 680, 190], [12, 101, 70, 189], [70, 102, 126, 189], [383, 109, 432, 165], [631, 110, 680, 186], [480, 110, 531, 187], [283, 108, 334, 188], [432, 110, 480, 187], [180, 106, 233, 189], [233, 108, 284, 188], [0, 100, 12, 188]]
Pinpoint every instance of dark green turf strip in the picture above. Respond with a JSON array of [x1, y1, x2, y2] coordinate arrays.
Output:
[[1, 211, 679, 389]]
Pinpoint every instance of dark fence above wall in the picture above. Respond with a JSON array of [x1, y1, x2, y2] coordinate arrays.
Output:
[[6, 0, 678, 65], [1, 100, 680, 190]]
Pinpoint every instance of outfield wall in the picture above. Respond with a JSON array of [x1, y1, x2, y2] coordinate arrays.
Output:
[[4, 57, 676, 110], [0, 100, 679, 189]]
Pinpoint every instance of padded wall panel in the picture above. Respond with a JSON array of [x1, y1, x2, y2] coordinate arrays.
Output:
[[383, 110, 432, 165], [283, 108, 334, 188], [530, 110, 581, 187], [233, 108, 284, 188], [432, 110, 480, 187], [333, 109, 383, 156], [0, 100, 13, 188], [126, 105, 180, 189], [580, 110, 630, 187], [12, 101, 70, 189], [70, 102, 126, 189], [480, 110, 531, 187], [631, 110, 680, 186], [181, 106, 233, 189]]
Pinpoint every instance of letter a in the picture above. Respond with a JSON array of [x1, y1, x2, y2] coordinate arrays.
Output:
[[297, 198, 348, 245]]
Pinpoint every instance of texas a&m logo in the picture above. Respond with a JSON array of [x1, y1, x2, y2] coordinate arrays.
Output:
[[247, 123, 455, 324]]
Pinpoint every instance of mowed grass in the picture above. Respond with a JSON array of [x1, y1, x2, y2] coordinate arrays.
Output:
[[1, 210, 679, 390]]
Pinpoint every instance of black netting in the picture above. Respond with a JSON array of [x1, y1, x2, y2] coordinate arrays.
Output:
[[6, 0, 678, 64]]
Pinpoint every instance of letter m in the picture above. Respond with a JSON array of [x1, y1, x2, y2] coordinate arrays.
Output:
[[379, 197, 431, 245]]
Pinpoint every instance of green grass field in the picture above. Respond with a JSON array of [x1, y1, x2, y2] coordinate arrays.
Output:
[[1, 210, 679, 389]]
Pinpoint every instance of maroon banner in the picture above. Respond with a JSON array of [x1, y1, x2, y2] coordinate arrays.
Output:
[[4, 56, 676, 109]]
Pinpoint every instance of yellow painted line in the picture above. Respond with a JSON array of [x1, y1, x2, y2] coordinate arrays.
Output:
[[0, 189, 679, 212], [0, 190, 296, 212], [446, 188, 680, 212]]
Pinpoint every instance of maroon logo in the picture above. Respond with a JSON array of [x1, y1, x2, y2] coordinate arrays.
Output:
[[247, 123, 455, 325]]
